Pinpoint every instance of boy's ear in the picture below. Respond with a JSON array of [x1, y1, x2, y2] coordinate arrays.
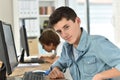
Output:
[[49, 43, 54, 46], [76, 17, 81, 23]]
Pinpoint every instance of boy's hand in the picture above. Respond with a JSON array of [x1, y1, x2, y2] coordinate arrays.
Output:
[[48, 67, 65, 79], [0, 61, 3, 68]]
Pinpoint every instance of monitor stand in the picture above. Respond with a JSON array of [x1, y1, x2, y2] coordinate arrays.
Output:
[[0, 63, 7, 80], [19, 49, 25, 63]]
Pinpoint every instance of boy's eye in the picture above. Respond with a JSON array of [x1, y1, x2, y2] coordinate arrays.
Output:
[[42, 46, 44, 49], [55, 25, 70, 34], [64, 25, 70, 30], [56, 30, 61, 34]]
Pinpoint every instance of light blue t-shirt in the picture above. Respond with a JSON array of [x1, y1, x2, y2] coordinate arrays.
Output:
[[73, 47, 79, 61]]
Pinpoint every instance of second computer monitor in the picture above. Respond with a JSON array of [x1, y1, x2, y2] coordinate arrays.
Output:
[[20, 24, 30, 56]]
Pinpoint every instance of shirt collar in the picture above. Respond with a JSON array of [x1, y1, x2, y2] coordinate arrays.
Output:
[[77, 27, 90, 52], [64, 27, 90, 52]]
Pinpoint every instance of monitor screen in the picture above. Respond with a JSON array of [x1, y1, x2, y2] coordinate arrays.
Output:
[[0, 20, 18, 75], [20, 24, 29, 56]]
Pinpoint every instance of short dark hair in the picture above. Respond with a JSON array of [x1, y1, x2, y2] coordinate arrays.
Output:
[[49, 6, 77, 28], [39, 28, 60, 47]]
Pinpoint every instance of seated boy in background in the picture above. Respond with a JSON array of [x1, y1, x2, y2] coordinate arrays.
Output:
[[39, 28, 63, 63]]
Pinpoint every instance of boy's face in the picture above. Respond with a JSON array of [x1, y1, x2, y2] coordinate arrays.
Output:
[[53, 17, 81, 46], [42, 43, 55, 52]]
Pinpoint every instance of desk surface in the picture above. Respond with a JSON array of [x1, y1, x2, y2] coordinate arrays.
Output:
[[7, 63, 68, 80], [7, 63, 51, 80]]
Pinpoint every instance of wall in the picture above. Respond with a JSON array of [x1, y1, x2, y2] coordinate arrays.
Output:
[[113, 0, 120, 47], [0, 0, 13, 26], [0, 0, 20, 54], [13, 0, 20, 54]]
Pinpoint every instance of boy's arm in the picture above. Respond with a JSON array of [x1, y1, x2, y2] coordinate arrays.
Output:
[[93, 68, 120, 80]]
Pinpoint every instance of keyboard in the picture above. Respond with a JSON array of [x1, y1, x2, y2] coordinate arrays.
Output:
[[23, 71, 46, 80], [23, 57, 45, 63], [19, 52, 45, 63], [19, 55, 45, 63], [22, 71, 69, 80]]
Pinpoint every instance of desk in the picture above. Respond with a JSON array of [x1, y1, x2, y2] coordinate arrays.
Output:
[[7, 63, 51, 80]]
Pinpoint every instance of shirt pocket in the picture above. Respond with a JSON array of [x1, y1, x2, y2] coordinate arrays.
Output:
[[83, 56, 97, 74]]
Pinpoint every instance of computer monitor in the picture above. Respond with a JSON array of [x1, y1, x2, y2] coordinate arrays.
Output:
[[20, 20, 29, 57], [0, 20, 18, 75], [19, 20, 45, 63]]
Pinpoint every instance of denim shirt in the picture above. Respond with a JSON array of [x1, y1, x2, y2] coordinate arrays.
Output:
[[51, 28, 120, 80]]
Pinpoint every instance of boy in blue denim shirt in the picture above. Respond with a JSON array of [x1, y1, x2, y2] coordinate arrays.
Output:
[[48, 6, 120, 80]]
